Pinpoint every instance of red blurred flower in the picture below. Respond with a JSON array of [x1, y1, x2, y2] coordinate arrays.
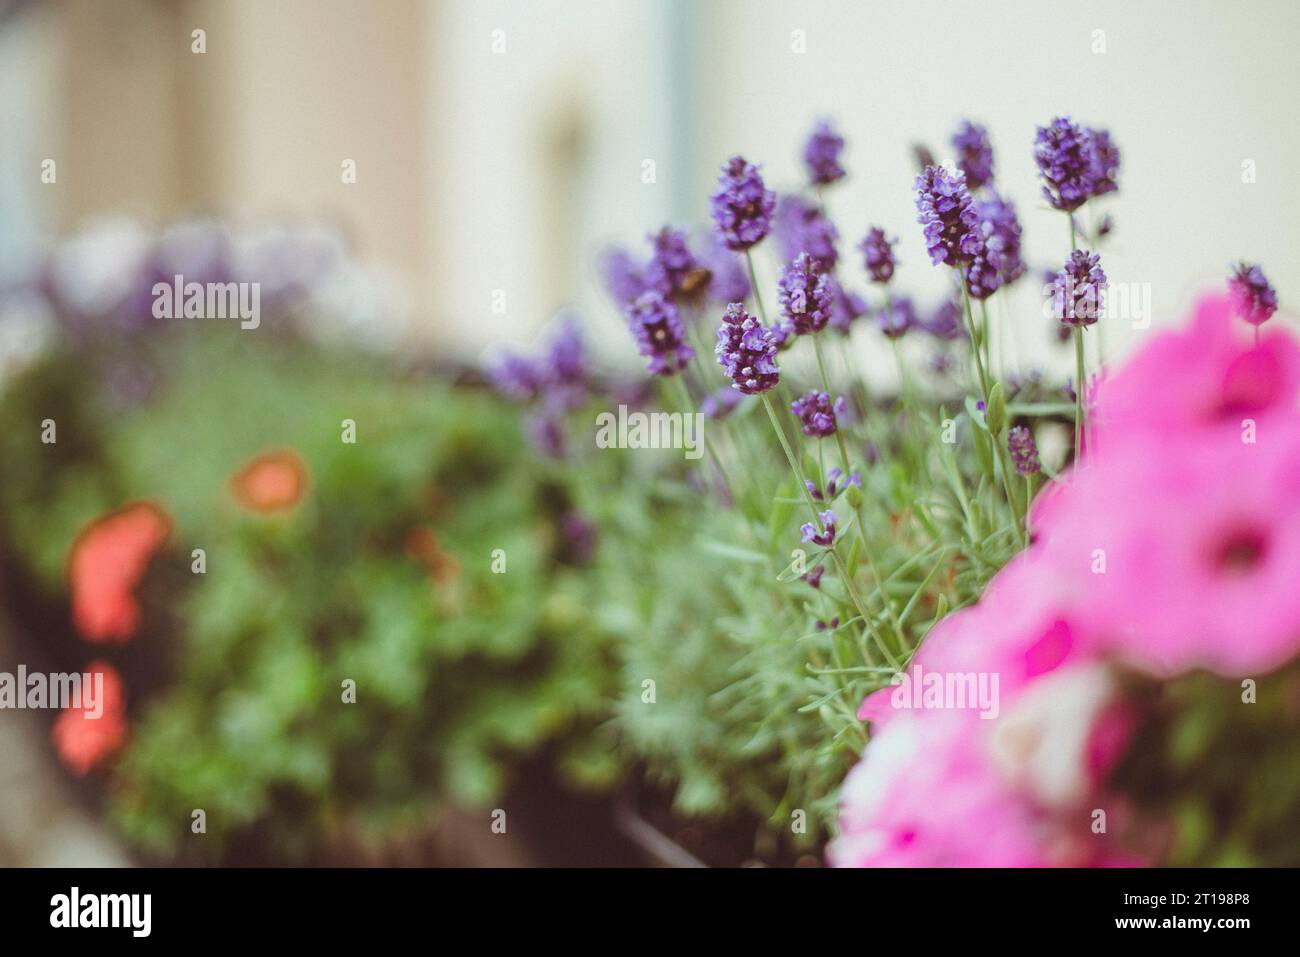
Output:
[[68, 502, 171, 643], [229, 449, 309, 513], [51, 661, 127, 775]]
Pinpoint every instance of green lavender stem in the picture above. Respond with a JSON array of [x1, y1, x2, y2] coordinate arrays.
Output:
[[761, 391, 899, 669]]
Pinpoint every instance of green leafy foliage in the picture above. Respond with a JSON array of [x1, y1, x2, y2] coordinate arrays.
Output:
[[0, 328, 617, 863]]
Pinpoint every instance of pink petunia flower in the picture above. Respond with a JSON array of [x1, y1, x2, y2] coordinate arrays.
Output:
[[1089, 293, 1300, 449], [857, 555, 1096, 729], [1034, 425, 1300, 676]]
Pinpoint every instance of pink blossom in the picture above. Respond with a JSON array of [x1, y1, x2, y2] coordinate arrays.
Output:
[[856, 555, 1095, 729], [829, 711, 1052, 867], [833, 683, 1138, 867], [1089, 293, 1300, 449], [1035, 426, 1300, 676]]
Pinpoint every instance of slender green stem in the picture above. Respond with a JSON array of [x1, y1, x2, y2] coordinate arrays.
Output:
[[761, 392, 898, 669], [1024, 473, 1035, 544], [745, 251, 769, 325], [978, 298, 994, 384], [958, 271, 992, 400]]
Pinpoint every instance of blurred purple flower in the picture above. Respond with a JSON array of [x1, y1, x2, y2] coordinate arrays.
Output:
[[803, 119, 847, 186], [952, 120, 994, 191], [626, 291, 694, 376], [774, 194, 839, 272]]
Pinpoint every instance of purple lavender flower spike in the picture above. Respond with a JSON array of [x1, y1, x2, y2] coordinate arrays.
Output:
[[533, 315, 591, 410], [489, 352, 544, 402], [1051, 250, 1107, 327], [806, 468, 859, 502], [1087, 127, 1120, 198], [711, 156, 776, 251], [975, 193, 1027, 287], [716, 302, 781, 394], [800, 510, 837, 548], [952, 120, 994, 191], [791, 390, 845, 437], [1007, 425, 1042, 475], [962, 245, 1002, 301], [803, 119, 847, 186], [646, 227, 708, 299], [859, 227, 897, 284], [598, 247, 648, 304], [914, 165, 984, 267], [1228, 262, 1278, 327], [626, 290, 694, 375], [704, 239, 751, 304], [774, 194, 839, 271], [777, 252, 833, 336], [546, 315, 587, 386], [924, 298, 964, 341], [878, 295, 918, 339], [827, 277, 868, 336], [1035, 118, 1120, 211]]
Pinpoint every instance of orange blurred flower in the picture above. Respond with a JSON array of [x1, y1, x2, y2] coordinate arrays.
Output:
[[51, 661, 127, 775], [230, 449, 309, 513], [68, 502, 171, 643]]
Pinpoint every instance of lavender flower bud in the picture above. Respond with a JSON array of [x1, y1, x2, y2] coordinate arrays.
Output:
[[1228, 262, 1278, 327], [914, 165, 983, 267], [1050, 250, 1107, 328], [778, 252, 833, 336], [626, 291, 694, 376], [827, 277, 868, 336], [598, 247, 649, 305], [774, 195, 839, 272], [924, 298, 965, 341], [859, 227, 897, 284], [1008, 425, 1041, 475], [716, 302, 781, 394], [489, 353, 543, 403], [803, 119, 847, 186], [952, 119, 994, 191], [711, 156, 776, 251], [791, 390, 845, 437], [1087, 127, 1120, 198], [1035, 117, 1120, 211], [975, 193, 1027, 287], [645, 227, 705, 299], [704, 240, 751, 305], [878, 295, 918, 339], [962, 245, 1002, 301], [800, 510, 837, 548]]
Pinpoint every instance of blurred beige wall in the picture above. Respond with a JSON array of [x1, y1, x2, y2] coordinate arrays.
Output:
[[18, 0, 1300, 372], [46, 0, 431, 330]]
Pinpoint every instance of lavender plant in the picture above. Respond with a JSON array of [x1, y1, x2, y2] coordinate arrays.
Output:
[[571, 115, 1118, 854]]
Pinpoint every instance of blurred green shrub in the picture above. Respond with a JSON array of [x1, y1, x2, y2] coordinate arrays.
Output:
[[0, 327, 620, 863]]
